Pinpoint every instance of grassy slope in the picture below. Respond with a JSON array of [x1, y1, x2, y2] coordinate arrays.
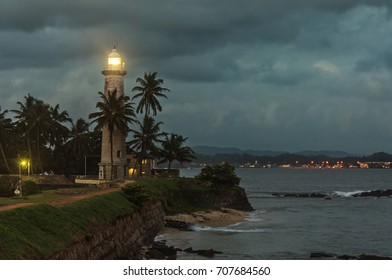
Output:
[[0, 177, 235, 259], [0, 192, 134, 259]]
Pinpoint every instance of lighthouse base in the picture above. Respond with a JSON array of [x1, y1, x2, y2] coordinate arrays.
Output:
[[98, 162, 127, 180]]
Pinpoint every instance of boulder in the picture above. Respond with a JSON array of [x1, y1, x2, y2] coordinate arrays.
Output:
[[165, 219, 193, 231]]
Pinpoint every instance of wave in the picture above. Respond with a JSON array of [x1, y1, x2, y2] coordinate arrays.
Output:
[[331, 190, 367, 198], [246, 210, 266, 222], [190, 224, 265, 233]]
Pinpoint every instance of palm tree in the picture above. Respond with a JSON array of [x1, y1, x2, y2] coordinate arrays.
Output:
[[158, 133, 196, 170], [12, 94, 52, 173], [66, 118, 92, 160], [132, 72, 170, 116], [89, 89, 136, 179], [128, 116, 166, 176], [48, 104, 71, 150], [0, 107, 13, 173]]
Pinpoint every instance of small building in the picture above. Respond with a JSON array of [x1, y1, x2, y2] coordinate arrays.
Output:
[[126, 154, 156, 177], [126, 154, 180, 177]]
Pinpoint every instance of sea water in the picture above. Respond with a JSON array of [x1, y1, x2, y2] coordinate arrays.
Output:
[[158, 168, 392, 259]]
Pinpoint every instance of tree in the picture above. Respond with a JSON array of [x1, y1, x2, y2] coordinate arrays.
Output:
[[0, 107, 13, 173], [158, 133, 196, 170], [89, 89, 136, 179], [12, 94, 53, 173], [132, 72, 170, 116], [196, 162, 241, 188], [128, 116, 166, 176], [66, 118, 93, 160], [48, 104, 71, 150]]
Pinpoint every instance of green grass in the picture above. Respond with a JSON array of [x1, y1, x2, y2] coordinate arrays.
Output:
[[0, 177, 237, 259], [0, 187, 103, 206], [0, 192, 134, 259]]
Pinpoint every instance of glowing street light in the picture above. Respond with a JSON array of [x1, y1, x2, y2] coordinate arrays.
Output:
[[16, 158, 30, 197]]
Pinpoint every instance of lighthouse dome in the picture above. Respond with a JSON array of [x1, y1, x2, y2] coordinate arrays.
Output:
[[107, 46, 124, 70]]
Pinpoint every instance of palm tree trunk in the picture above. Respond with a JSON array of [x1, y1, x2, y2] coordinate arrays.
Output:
[[27, 137, 33, 174], [0, 143, 10, 173], [139, 142, 146, 177], [110, 129, 114, 180], [36, 129, 44, 173]]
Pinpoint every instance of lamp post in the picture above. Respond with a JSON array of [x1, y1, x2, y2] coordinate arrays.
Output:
[[18, 161, 22, 197], [18, 159, 29, 197]]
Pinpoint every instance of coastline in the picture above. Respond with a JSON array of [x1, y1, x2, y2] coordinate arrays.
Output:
[[161, 207, 248, 234]]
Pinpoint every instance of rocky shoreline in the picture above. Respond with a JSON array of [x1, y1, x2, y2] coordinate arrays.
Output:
[[272, 188, 392, 198], [310, 252, 392, 260], [139, 207, 249, 259]]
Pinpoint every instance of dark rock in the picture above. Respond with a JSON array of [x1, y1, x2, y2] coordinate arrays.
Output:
[[197, 249, 215, 258], [184, 247, 194, 253], [353, 189, 392, 198], [337, 255, 357, 260], [310, 252, 335, 259], [272, 192, 328, 198], [358, 254, 392, 260], [165, 219, 193, 231], [152, 243, 178, 256], [148, 248, 166, 259]]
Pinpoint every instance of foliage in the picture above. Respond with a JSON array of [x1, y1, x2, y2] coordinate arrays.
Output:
[[132, 72, 170, 116], [22, 180, 40, 196], [121, 184, 152, 207], [128, 116, 166, 176], [89, 89, 136, 179], [0, 176, 18, 197], [158, 133, 196, 169], [12, 94, 71, 174], [0, 108, 13, 173], [196, 162, 241, 188]]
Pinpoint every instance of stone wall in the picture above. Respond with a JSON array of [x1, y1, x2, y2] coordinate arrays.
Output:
[[50, 201, 165, 260], [50, 185, 253, 259]]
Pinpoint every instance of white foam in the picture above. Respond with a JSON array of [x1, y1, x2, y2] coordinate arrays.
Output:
[[246, 210, 266, 222], [190, 224, 265, 233], [331, 190, 366, 198]]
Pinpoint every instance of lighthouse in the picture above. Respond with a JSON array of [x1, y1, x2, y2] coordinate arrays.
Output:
[[98, 46, 128, 180]]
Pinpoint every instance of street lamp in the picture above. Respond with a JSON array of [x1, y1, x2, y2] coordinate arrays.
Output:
[[17, 159, 29, 197]]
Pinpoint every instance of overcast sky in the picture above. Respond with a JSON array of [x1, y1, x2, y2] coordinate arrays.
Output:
[[2, 1, 392, 154]]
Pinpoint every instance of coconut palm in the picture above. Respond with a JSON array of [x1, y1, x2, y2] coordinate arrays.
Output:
[[89, 89, 136, 179], [128, 116, 166, 176], [48, 104, 71, 150], [158, 133, 196, 170], [66, 118, 92, 160], [132, 72, 170, 116], [12, 95, 53, 173], [0, 107, 13, 173]]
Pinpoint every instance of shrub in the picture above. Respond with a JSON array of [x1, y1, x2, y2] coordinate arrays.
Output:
[[22, 180, 40, 196], [121, 184, 152, 207], [0, 176, 19, 197], [195, 162, 241, 188]]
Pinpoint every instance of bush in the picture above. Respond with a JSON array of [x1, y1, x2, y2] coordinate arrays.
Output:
[[121, 184, 152, 207], [22, 180, 40, 196], [0, 176, 19, 197], [195, 162, 241, 188]]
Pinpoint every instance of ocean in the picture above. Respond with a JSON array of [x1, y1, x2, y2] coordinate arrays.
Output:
[[158, 168, 392, 259]]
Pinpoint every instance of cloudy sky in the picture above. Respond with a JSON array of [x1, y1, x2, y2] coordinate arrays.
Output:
[[2, 0, 392, 154]]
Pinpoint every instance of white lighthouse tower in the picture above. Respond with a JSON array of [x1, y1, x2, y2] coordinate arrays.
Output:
[[98, 46, 128, 180]]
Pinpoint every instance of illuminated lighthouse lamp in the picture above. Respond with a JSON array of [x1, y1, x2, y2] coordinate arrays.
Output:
[[107, 46, 125, 70]]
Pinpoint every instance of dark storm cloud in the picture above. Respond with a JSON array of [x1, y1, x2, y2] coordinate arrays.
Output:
[[3, 1, 392, 154]]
